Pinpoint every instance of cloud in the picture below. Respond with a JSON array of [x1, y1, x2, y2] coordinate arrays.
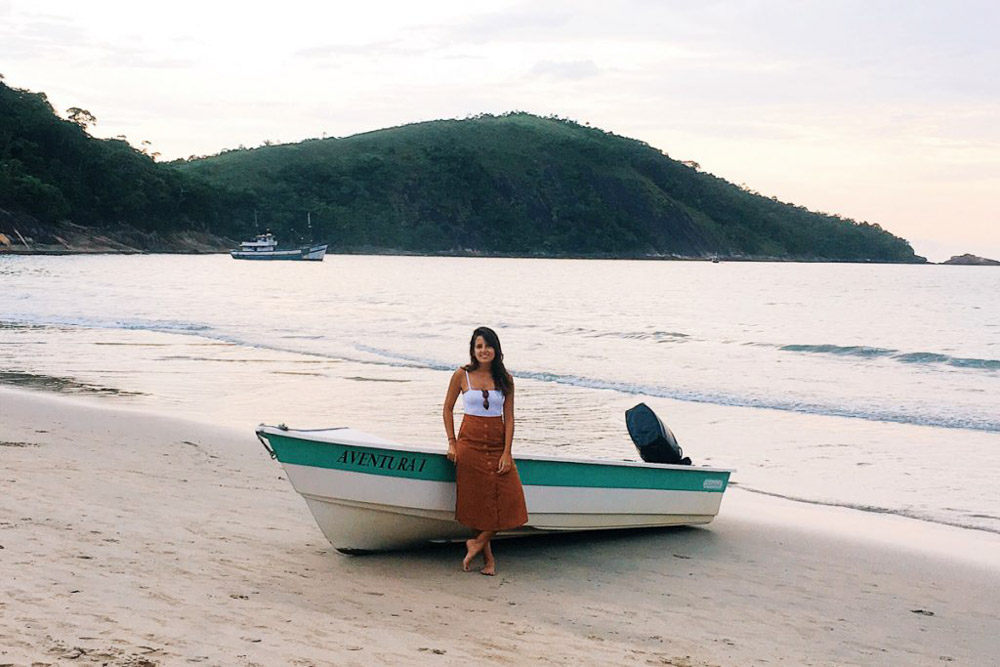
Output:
[[445, 5, 576, 43], [95, 47, 194, 70], [530, 59, 600, 80], [297, 40, 434, 60], [0, 9, 88, 60]]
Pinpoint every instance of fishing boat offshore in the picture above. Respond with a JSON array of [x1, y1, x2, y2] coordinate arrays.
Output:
[[230, 233, 328, 261]]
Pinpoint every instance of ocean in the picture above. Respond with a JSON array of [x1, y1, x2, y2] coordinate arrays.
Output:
[[2, 254, 998, 534]]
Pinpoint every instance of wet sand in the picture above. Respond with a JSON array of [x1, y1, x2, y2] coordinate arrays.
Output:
[[2, 386, 998, 666]]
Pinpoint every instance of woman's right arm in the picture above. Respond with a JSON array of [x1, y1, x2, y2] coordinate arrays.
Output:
[[443, 369, 463, 461]]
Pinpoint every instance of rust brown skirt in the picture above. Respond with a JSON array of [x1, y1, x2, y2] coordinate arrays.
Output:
[[455, 414, 528, 532]]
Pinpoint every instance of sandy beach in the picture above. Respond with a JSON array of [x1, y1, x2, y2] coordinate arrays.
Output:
[[2, 386, 998, 666]]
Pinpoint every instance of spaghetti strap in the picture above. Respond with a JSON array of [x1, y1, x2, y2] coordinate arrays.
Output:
[[464, 369, 471, 391]]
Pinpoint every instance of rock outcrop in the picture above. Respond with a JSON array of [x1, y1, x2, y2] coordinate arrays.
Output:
[[0, 214, 231, 254], [941, 253, 1000, 266]]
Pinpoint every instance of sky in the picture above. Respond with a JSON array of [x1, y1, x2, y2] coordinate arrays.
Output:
[[2, 0, 998, 262]]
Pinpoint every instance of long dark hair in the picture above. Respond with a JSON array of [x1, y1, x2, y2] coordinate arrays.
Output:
[[464, 326, 513, 395]]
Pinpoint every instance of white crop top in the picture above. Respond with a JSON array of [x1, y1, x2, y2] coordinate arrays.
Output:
[[462, 370, 505, 418]]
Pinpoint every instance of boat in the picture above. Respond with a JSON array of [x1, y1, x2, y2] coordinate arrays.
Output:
[[256, 425, 733, 552], [230, 233, 328, 261]]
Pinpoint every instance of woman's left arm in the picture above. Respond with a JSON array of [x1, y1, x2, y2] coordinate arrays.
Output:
[[499, 380, 515, 475]]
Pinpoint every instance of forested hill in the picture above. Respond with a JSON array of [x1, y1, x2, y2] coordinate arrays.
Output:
[[176, 113, 921, 261], [1, 77, 922, 261], [0, 80, 240, 250]]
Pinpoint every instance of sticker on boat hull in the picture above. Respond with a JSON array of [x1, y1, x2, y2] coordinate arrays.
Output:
[[336, 448, 429, 474]]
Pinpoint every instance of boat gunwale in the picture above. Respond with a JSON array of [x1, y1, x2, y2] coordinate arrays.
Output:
[[230, 243, 328, 255], [256, 425, 735, 474]]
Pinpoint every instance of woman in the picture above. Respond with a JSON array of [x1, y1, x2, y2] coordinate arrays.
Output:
[[442, 326, 528, 575]]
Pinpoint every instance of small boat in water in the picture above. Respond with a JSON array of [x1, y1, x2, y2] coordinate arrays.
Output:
[[256, 425, 732, 552], [230, 233, 328, 261]]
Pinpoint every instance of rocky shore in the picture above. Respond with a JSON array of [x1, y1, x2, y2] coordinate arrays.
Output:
[[0, 216, 231, 254]]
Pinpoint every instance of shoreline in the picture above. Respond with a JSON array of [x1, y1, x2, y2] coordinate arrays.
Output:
[[8, 243, 995, 263], [2, 386, 998, 665], [732, 483, 1000, 539], [0, 246, 937, 264]]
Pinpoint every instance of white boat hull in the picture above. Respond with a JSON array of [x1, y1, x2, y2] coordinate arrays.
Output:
[[259, 426, 732, 552], [230, 244, 328, 261]]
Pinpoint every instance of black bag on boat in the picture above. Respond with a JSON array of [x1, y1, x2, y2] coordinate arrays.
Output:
[[625, 403, 691, 465]]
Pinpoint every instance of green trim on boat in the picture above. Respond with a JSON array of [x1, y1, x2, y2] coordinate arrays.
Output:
[[265, 432, 729, 492], [267, 432, 455, 481], [515, 458, 728, 492]]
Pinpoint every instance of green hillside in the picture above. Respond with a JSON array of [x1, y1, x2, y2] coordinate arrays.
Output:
[[0, 80, 241, 247], [1, 77, 923, 261], [177, 113, 921, 261]]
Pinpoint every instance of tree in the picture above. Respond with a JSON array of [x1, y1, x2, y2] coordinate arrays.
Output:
[[66, 107, 97, 129]]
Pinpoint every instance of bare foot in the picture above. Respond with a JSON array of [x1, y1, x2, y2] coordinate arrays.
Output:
[[462, 538, 483, 572], [480, 541, 495, 576]]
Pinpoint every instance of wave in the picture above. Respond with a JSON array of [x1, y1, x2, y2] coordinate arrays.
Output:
[[779, 344, 897, 358], [779, 343, 1000, 371], [588, 330, 690, 342], [7, 316, 997, 434], [735, 485, 1000, 536], [0, 315, 349, 365], [355, 346, 1000, 433], [2, 316, 430, 374], [1, 315, 211, 334], [895, 352, 1000, 370], [354, 345, 454, 371], [545, 326, 690, 342]]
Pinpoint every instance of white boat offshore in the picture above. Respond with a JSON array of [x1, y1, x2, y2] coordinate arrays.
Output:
[[230, 233, 328, 261], [257, 425, 733, 552]]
